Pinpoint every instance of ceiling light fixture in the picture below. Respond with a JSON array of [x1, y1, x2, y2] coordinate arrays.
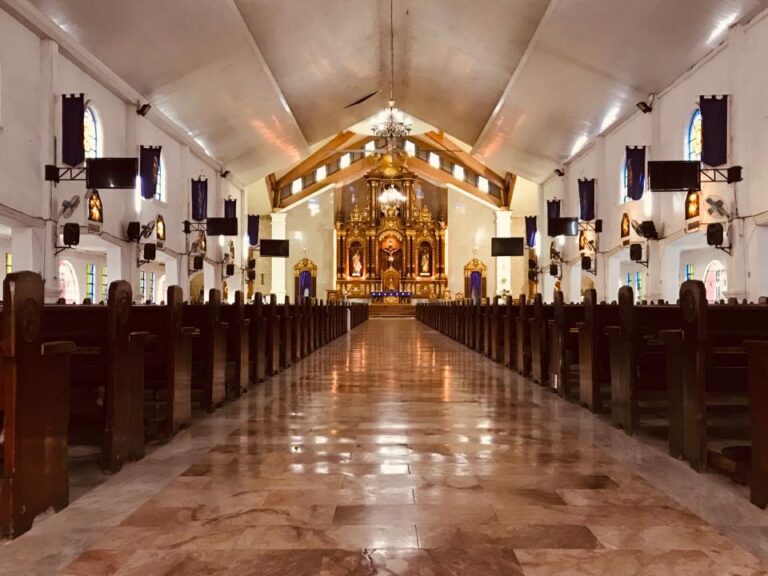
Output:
[[371, 0, 412, 141]]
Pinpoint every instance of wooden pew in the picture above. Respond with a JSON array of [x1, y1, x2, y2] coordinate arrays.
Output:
[[606, 287, 679, 435], [44, 281, 146, 473], [473, 300, 484, 354], [516, 295, 533, 377], [0, 272, 75, 538], [549, 291, 585, 400], [662, 281, 768, 481], [131, 286, 194, 440], [184, 289, 227, 413], [278, 297, 293, 370], [290, 298, 302, 364], [529, 294, 554, 385], [745, 341, 768, 507], [577, 290, 618, 413], [489, 298, 506, 364], [220, 291, 250, 399], [246, 293, 267, 384], [264, 294, 280, 376], [503, 296, 520, 369]]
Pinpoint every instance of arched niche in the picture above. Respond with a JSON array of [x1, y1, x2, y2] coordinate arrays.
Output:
[[294, 258, 317, 303], [464, 258, 487, 304]]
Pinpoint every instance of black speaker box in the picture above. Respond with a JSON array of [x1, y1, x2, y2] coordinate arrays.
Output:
[[528, 258, 537, 270], [247, 270, 256, 281], [629, 243, 643, 262], [127, 221, 141, 242], [707, 223, 724, 246], [247, 259, 256, 269], [63, 222, 80, 246], [225, 264, 235, 277], [581, 256, 592, 271], [549, 264, 558, 277], [594, 219, 603, 233], [193, 255, 204, 270], [143, 243, 156, 261]]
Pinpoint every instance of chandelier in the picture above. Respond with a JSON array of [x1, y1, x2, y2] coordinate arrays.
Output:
[[378, 184, 406, 206], [371, 99, 412, 139], [371, 0, 412, 141]]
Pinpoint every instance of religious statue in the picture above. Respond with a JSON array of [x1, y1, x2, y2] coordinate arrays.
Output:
[[351, 249, 363, 277], [420, 249, 430, 276]]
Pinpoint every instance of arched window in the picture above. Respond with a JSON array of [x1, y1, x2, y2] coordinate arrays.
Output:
[[703, 260, 727, 303], [686, 109, 702, 162], [156, 274, 167, 304], [620, 159, 629, 203], [83, 104, 99, 159], [58, 259, 80, 303], [155, 156, 166, 201]]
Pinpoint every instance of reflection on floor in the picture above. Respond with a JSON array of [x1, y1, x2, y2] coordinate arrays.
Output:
[[2, 319, 768, 575]]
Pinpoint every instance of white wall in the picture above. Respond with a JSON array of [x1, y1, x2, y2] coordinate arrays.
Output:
[[0, 5, 252, 302], [544, 13, 768, 303]]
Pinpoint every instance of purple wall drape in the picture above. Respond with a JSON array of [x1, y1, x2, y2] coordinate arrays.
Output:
[[546, 199, 561, 236], [700, 96, 728, 167], [224, 199, 237, 219], [578, 179, 596, 221], [299, 271, 312, 302], [140, 146, 162, 199], [62, 94, 85, 167], [469, 271, 482, 304], [525, 216, 537, 248], [247, 215, 260, 246], [626, 147, 646, 201], [191, 178, 208, 221]]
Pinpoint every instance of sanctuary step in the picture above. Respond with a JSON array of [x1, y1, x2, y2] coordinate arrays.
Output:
[[368, 304, 416, 318]]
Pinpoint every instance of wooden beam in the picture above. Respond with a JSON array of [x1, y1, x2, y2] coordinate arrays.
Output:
[[505, 172, 517, 210], [420, 131, 506, 188], [408, 156, 502, 209], [275, 131, 357, 190], [267, 173, 279, 210], [279, 158, 370, 210]]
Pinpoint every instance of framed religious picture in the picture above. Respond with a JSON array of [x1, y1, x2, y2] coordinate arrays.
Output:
[[156, 214, 166, 248], [620, 212, 631, 247], [86, 189, 103, 234], [685, 190, 701, 232]]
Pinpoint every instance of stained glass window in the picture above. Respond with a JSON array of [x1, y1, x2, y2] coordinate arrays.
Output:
[[4, 253, 11, 275], [84, 105, 99, 159], [86, 264, 96, 302], [155, 157, 165, 201], [684, 264, 695, 281], [58, 259, 79, 303], [635, 271, 643, 302], [148, 272, 155, 303], [139, 271, 146, 302], [686, 109, 702, 162], [101, 265, 108, 302], [621, 160, 629, 203], [704, 260, 727, 303]]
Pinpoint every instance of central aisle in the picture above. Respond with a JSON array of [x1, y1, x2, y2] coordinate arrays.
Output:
[[52, 319, 766, 574]]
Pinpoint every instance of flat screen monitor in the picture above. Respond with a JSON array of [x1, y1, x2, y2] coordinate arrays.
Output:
[[259, 239, 289, 258], [86, 158, 138, 189], [649, 161, 701, 191], [491, 237, 525, 257], [549, 217, 579, 237], [206, 217, 238, 236]]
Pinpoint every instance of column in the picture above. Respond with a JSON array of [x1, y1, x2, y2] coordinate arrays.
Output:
[[495, 210, 513, 296], [40, 40, 59, 301], [270, 212, 287, 299]]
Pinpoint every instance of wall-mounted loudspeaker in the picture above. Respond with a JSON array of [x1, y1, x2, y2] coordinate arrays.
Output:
[[581, 256, 592, 271], [594, 219, 603, 233], [127, 221, 141, 242], [225, 264, 235, 277], [247, 270, 256, 281], [549, 264, 559, 277], [629, 243, 643, 262], [247, 259, 256, 269], [707, 223, 724, 246], [193, 255, 204, 270], [143, 243, 156, 261], [528, 270, 537, 282], [63, 222, 80, 246]]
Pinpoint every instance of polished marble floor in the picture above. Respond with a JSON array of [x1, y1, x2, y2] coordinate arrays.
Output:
[[3, 319, 768, 575]]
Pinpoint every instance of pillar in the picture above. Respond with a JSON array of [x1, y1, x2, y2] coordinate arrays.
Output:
[[270, 212, 287, 299], [40, 40, 59, 301], [495, 210, 512, 296]]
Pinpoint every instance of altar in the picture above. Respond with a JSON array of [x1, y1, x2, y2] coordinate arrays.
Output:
[[335, 148, 448, 300], [370, 291, 412, 304]]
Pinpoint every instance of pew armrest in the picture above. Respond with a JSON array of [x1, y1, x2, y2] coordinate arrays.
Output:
[[182, 327, 200, 336], [659, 329, 683, 343], [605, 326, 620, 338], [220, 322, 229, 330], [130, 331, 150, 343], [41, 340, 75, 356]]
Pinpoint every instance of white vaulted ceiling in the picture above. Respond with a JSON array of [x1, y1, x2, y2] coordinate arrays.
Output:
[[19, 0, 768, 185]]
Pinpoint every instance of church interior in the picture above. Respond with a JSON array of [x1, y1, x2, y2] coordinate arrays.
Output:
[[3, 0, 768, 574]]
